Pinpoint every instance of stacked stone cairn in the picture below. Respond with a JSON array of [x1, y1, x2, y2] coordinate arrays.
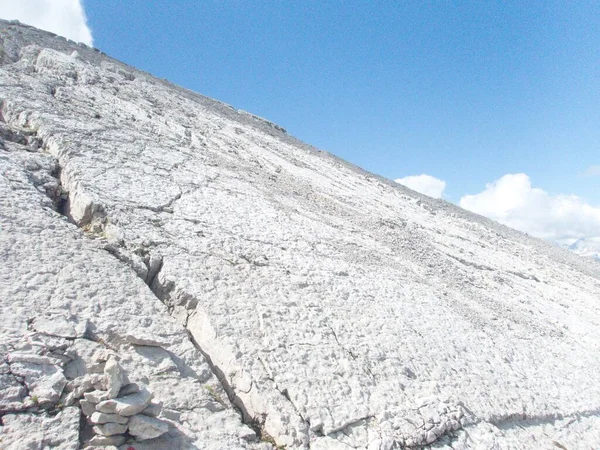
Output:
[[64, 350, 169, 448]]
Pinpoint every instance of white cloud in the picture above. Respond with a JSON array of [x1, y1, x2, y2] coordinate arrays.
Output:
[[583, 165, 600, 177], [459, 173, 600, 243], [0, 0, 93, 46], [395, 174, 446, 199]]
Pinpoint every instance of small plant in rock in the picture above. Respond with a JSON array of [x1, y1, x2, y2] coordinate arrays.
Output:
[[31, 394, 39, 405], [259, 430, 286, 449], [203, 384, 224, 405]]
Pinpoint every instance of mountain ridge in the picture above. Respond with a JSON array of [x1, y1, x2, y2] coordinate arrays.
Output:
[[567, 237, 600, 261]]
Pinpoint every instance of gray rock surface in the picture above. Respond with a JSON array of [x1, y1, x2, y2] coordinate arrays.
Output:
[[89, 434, 127, 446], [1, 19, 599, 449], [96, 388, 152, 416], [93, 422, 128, 437], [89, 412, 129, 425], [104, 356, 125, 399], [1, 406, 80, 450], [128, 414, 169, 440]]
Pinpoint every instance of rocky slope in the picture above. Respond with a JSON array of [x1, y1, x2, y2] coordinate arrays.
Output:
[[1, 20, 599, 450]]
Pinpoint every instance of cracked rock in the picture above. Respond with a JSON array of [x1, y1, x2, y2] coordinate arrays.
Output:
[[7, 359, 67, 405], [0, 406, 80, 450]]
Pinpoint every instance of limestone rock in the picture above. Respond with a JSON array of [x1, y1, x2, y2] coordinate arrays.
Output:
[[0, 406, 80, 450], [128, 414, 169, 440], [31, 316, 78, 339], [118, 382, 140, 396], [96, 388, 152, 416], [6, 358, 67, 405], [1, 19, 600, 450], [93, 422, 128, 436], [88, 434, 126, 446], [91, 349, 116, 364], [84, 390, 109, 404], [141, 401, 162, 417], [89, 411, 129, 424], [86, 361, 106, 374], [103, 356, 125, 398], [65, 373, 106, 403], [0, 373, 27, 410], [80, 399, 97, 416]]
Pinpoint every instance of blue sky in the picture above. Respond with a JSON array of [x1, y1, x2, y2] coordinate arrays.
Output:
[[83, 1, 600, 201], [1, 1, 599, 242]]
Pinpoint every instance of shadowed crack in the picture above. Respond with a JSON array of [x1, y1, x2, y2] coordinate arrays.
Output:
[[486, 407, 600, 431], [134, 190, 183, 214], [446, 254, 494, 271], [1, 357, 30, 416], [326, 325, 376, 383], [183, 330, 263, 434]]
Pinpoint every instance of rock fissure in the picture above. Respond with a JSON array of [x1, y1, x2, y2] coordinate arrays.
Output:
[[256, 356, 313, 446], [325, 324, 377, 383], [326, 325, 357, 360], [1, 357, 30, 415], [0, 112, 261, 446], [134, 190, 182, 213], [43, 145, 277, 445]]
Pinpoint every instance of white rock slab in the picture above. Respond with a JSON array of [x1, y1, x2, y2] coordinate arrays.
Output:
[[1, 18, 599, 450], [0, 36, 261, 448], [96, 388, 152, 416]]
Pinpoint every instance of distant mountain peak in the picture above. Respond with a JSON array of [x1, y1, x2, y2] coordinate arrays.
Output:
[[567, 237, 600, 261]]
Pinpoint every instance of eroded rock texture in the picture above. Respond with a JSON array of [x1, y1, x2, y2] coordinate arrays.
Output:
[[1, 20, 599, 449]]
